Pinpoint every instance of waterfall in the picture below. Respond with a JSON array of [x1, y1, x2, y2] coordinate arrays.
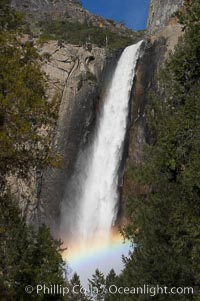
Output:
[[61, 40, 143, 260]]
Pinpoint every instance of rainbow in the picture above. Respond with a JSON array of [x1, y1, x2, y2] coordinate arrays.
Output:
[[62, 231, 130, 265], [61, 230, 133, 286]]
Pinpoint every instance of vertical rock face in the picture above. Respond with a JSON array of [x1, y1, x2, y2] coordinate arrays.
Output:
[[39, 42, 107, 232], [147, 0, 183, 34], [40, 44, 124, 234], [7, 40, 107, 230], [127, 0, 184, 167], [8, 0, 184, 231], [123, 0, 184, 206]]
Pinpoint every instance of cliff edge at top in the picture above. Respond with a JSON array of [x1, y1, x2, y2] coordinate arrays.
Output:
[[11, 0, 135, 38]]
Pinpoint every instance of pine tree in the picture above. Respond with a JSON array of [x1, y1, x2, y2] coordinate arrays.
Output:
[[68, 273, 89, 301], [104, 269, 120, 301], [0, 2, 66, 300], [88, 269, 106, 301], [0, 196, 67, 301], [121, 1, 200, 300], [0, 0, 59, 184]]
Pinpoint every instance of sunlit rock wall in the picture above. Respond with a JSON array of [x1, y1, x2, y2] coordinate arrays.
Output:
[[147, 0, 183, 35]]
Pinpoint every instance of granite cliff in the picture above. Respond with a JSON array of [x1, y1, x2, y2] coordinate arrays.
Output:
[[39, 41, 107, 230], [11, 0, 135, 37], [148, 0, 183, 34], [122, 0, 184, 210], [8, 39, 108, 227], [9, 0, 184, 231]]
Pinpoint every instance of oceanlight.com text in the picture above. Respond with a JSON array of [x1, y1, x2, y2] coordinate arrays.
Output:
[[25, 284, 195, 297]]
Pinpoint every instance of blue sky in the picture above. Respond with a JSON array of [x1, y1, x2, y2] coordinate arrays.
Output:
[[81, 0, 150, 30]]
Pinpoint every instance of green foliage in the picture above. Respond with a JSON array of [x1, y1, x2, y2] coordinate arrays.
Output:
[[87, 269, 122, 301], [104, 269, 121, 301], [0, 195, 66, 301], [176, 0, 200, 30], [0, 2, 60, 181], [88, 269, 106, 301], [39, 20, 138, 50], [121, 1, 200, 300], [73, 0, 82, 6], [0, 3, 66, 301], [67, 273, 89, 301], [0, 0, 24, 32]]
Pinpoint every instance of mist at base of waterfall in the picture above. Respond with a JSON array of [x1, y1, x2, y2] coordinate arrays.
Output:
[[63, 230, 132, 287], [60, 41, 143, 284]]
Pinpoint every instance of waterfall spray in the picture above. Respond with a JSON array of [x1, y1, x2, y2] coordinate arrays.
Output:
[[61, 40, 143, 266]]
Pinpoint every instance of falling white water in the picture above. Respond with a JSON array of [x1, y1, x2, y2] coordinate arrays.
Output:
[[61, 42, 143, 275], [74, 41, 143, 242]]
